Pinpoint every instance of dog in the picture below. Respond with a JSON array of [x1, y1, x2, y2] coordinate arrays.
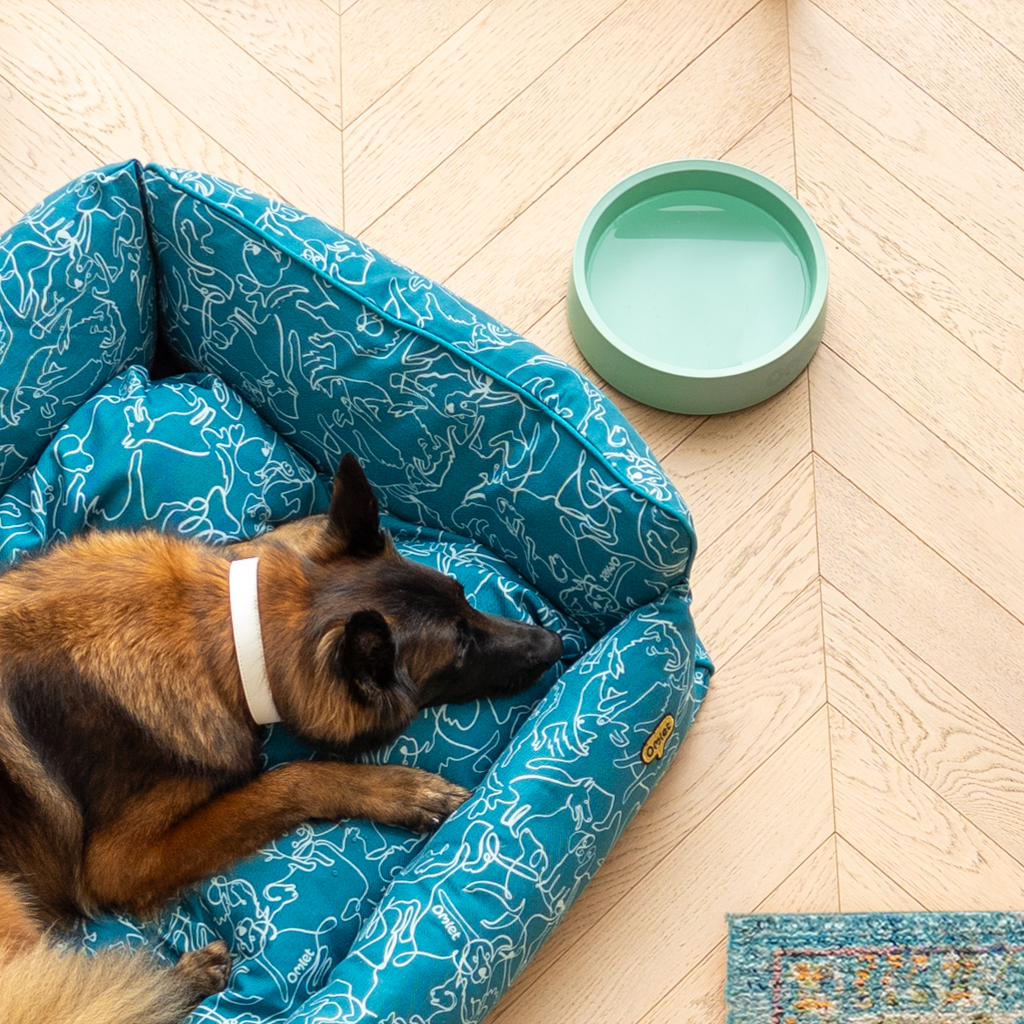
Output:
[[0, 453, 563, 1023]]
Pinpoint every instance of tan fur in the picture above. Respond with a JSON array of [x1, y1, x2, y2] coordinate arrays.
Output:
[[0, 938, 229, 1024], [0, 530, 249, 763], [0, 877, 42, 960], [0, 876, 227, 1023]]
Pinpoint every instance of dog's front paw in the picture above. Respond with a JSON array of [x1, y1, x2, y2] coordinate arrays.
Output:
[[408, 774, 472, 833], [374, 767, 471, 833], [173, 939, 231, 1000]]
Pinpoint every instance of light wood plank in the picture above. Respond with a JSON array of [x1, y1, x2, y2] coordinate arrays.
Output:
[[812, 344, 1024, 626], [359, 0, 760, 280], [836, 837, 926, 913], [949, 0, 1024, 62], [793, 100, 1024, 389], [791, 0, 1024, 281], [343, 0, 620, 234], [0, 192, 24, 234], [51, 0, 343, 226], [663, 370, 811, 548], [0, 71, 99, 209], [692, 455, 819, 667], [811, 0, 1024, 170], [755, 835, 841, 914], [831, 706, 1024, 911], [0, 0, 283, 203], [721, 96, 797, 194], [824, 581, 1024, 865], [187, 0, 341, 127], [340, 0, 501, 127], [636, 838, 839, 1024], [672, 582, 825, 847], [814, 457, 1024, 744], [635, 945, 729, 1024], [492, 708, 834, 1024], [821, 240, 1024, 509], [445, 0, 792, 337]]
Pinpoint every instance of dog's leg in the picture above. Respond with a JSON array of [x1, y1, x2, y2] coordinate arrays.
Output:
[[84, 762, 469, 914]]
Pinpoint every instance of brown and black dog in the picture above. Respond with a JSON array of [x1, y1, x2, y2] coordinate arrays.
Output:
[[0, 453, 563, 1023]]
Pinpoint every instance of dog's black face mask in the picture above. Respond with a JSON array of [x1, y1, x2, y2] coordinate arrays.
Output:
[[340, 555, 564, 709], [394, 572, 565, 708], [312, 454, 565, 711]]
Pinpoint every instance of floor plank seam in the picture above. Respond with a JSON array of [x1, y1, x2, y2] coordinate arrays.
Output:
[[439, 88, 795, 341], [946, 0, 1024, 64], [836, 833, 925, 911], [357, 0, 764, 241], [692, 449, 812, 560], [1, 66, 107, 168], [792, 96, 1024, 301], [818, 340, 1024, 513], [814, 452, 1024, 642], [32, 5, 282, 202], [803, 0, 1024, 177], [820, 581, 1024, 756], [179, 0, 344, 133], [341, 0, 489, 130], [353, 0, 635, 238], [812, 222, 1024, 403], [830, 704, 1024, 881], [0, 191, 24, 216], [339, 5, 345, 229]]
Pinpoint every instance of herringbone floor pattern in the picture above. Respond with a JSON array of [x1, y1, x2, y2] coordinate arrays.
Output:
[[3, 2, 1024, 1021]]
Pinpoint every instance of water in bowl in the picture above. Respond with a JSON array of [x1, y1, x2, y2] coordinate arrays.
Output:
[[586, 189, 810, 372]]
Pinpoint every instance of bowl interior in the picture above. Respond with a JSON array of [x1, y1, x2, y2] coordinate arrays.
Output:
[[580, 164, 823, 375]]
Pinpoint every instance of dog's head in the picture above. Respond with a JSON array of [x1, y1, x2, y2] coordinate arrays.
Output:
[[248, 455, 563, 752]]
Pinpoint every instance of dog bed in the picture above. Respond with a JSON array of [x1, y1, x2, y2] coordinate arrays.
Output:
[[0, 161, 712, 1023]]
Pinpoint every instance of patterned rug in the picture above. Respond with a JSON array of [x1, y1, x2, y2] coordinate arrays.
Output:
[[726, 912, 1024, 1023]]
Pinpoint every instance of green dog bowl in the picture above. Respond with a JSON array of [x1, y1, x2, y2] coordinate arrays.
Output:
[[567, 160, 828, 414]]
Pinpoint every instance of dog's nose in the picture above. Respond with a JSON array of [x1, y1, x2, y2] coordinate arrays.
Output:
[[531, 628, 563, 669]]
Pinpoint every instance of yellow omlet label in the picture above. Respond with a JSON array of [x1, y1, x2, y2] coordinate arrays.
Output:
[[641, 714, 675, 765]]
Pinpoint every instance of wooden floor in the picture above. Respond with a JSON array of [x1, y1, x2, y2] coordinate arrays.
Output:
[[4, 1, 1024, 1020]]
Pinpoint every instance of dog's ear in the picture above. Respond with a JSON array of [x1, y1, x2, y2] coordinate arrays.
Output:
[[326, 454, 387, 559], [327, 610, 399, 706]]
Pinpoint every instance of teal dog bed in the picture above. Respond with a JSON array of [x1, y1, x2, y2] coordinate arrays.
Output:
[[0, 161, 712, 1023]]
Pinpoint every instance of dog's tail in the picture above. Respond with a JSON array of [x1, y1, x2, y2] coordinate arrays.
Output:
[[0, 876, 230, 1024]]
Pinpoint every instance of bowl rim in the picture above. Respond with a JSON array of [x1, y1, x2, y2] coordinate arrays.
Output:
[[570, 158, 830, 381]]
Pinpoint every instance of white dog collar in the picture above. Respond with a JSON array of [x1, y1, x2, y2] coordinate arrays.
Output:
[[229, 557, 281, 725]]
